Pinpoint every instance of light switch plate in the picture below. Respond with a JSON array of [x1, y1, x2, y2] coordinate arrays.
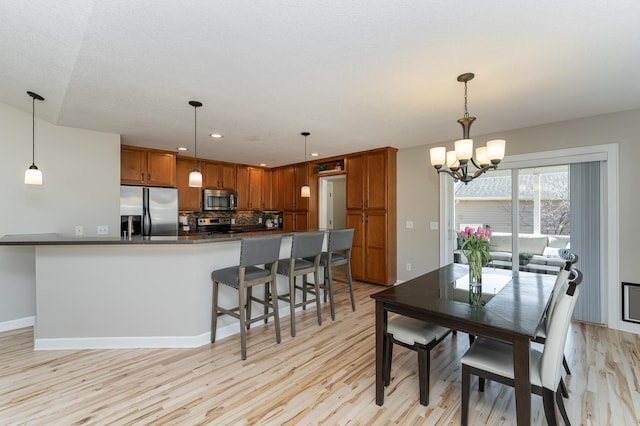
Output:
[[430, 221, 439, 230], [405, 221, 414, 229]]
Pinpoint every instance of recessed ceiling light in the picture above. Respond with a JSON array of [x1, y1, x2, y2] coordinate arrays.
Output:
[[260, 163, 267, 167], [177, 147, 188, 151], [210, 133, 223, 139], [310, 152, 319, 157]]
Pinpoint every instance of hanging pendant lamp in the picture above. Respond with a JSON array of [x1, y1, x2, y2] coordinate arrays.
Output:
[[429, 73, 506, 184], [300, 132, 310, 198], [25, 91, 45, 185], [188, 100, 203, 187]]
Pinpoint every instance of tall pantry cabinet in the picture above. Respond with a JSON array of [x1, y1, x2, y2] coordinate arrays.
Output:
[[346, 148, 397, 286]]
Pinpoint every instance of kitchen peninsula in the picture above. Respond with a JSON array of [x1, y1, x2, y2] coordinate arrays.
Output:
[[0, 231, 301, 350]]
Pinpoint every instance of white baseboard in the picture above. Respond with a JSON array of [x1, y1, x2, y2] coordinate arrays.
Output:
[[0, 316, 35, 333], [33, 305, 295, 350], [34, 332, 212, 350]]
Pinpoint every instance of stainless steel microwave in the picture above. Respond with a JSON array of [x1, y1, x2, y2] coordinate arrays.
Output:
[[203, 189, 237, 211]]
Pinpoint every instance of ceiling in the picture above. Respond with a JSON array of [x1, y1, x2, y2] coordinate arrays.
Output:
[[2, 1, 640, 168]]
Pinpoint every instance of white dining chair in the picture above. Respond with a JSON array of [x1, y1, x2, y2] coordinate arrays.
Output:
[[460, 270, 582, 426]]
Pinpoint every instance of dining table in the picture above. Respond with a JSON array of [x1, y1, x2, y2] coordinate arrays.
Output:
[[371, 263, 556, 426]]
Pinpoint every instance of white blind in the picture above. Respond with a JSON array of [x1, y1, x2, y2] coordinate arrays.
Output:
[[570, 161, 603, 324]]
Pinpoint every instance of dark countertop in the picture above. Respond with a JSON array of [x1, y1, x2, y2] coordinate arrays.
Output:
[[0, 229, 294, 246]]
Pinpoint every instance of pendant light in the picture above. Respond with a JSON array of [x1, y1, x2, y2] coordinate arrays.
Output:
[[188, 100, 203, 187], [25, 91, 45, 185], [300, 132, 310, 198], [429, 73, 506, 184]]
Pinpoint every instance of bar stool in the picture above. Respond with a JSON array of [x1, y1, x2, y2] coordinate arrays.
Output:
[[210, 234, 282, 360], [276, 232, 325, 337], [317, 228, 356, 320]]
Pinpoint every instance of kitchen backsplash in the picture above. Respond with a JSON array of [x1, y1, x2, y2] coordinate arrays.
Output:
[[179, 211, 265, 231]]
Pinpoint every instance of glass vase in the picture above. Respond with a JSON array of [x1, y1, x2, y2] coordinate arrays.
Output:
[[467, 251, 484, 308]]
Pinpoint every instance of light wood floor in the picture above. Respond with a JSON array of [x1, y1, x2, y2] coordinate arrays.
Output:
[[1, 280, 640, 425]]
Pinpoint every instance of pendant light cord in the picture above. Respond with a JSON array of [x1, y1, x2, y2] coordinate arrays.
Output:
[[31, 95, 36, 166], [193, 105, 197, 168], [463, 80, 469, 119]]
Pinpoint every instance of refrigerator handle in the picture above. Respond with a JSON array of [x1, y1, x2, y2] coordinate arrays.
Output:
[[142, 187, 152, 237]]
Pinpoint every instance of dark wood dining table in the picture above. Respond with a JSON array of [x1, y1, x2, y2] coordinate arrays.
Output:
[[371, 263, 555, 426]]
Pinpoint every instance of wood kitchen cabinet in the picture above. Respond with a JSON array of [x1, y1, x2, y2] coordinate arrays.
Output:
[[262, 168, 274, 210], [121, 145, 176, 187], [176, 157, 202, 212], [235, 166, 267, 210], [278, 163, 309, 212], [283, 211, 309, 231], [345, 148, 397, 285], [203, 161, 236, 189]]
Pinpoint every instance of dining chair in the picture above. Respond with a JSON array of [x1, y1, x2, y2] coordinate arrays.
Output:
[[313, 228, 356, 320], [210, 234, 282, 360], [383, 316, 452, 406], [536, 259, 581, 377], [275, 231, 325, 337], [461, 269, 582, 426]]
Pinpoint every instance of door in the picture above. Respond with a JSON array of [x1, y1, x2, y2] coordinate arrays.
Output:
[[347, 211, 365, 280]]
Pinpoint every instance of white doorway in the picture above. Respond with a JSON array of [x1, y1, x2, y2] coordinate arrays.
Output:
[[319, 175, 346, 229]]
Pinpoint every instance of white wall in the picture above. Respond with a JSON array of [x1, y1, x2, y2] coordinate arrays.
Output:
[[0, 102, 120, 325]]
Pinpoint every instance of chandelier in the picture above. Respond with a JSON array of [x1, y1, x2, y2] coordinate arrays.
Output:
[[429, 73, 505, 184]]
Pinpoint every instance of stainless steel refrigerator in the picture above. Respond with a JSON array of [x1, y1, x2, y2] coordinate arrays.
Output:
[[120, 186, 178, 236]]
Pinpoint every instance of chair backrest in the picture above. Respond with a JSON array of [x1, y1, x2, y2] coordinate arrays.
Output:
[[328, 228, 354, 253], [546, 268, 571, 321], [240, 235, 282, 267], [290, 232, 325, 259], [540, 271, 581, 390]]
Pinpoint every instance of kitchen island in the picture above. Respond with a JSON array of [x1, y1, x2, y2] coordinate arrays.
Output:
[[0, 231, 318, 350]]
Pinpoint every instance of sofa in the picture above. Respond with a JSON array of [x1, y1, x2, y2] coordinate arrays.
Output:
[[487, 232, 570, 268]]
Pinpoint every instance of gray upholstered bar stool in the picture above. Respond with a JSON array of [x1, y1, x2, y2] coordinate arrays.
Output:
[[210, 234, 282, 360], [384, 316, 452, 406], [275, 232, 325, 337], [317, 228, 356, 320]]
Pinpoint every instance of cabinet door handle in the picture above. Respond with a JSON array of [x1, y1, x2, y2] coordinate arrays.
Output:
[[365, 200, 368, 208], [140, 172, 144, 182], [365, 215, 368, 223]]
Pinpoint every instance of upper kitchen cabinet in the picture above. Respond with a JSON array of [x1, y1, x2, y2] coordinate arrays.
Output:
[[278, 163, 309, 212], [121, 145, 176, 187], [235, 166, 267, 210], [203, 161, 236, 190], [262, 168, 275, 210], [346, 150, 389, 211], [176, 157, 202, 212]]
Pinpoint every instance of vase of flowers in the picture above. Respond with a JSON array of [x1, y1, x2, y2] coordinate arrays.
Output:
[[460, 226, 492, 307]]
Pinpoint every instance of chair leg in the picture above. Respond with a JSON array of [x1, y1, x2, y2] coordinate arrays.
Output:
[[302, 274, 308, 310], [556, 384, 571, 425], [383, 335, 393, 386], [270, 279, 281, 344], [238, 285, 247, 360], [346, 262, 355, 312], [417, 346, 430, 406], [542, 388, 559, 426], [563, 354, 571, 375], [313, 268, 322, 326], [211, 281, 219, 343], [560, 377, 569, 398], [246, 286, 252, 330], [461, 364, 471, 426], [322, 267, 328, 303], [289, 276, 297, 337], [478, 377, 485, 392], [264, 283, 270, 324], [327, 264, 336, 321]]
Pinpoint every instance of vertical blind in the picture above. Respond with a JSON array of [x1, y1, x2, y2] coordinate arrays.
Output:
[[570, 161, 603, 324]]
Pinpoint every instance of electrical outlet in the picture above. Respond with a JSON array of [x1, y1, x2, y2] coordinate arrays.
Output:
[[405, 220, 414, 229], [97, 225, 109, 235], [430, 221, 439, 230], [75, 226, 83, 236], [406, 262, 412, 271]]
